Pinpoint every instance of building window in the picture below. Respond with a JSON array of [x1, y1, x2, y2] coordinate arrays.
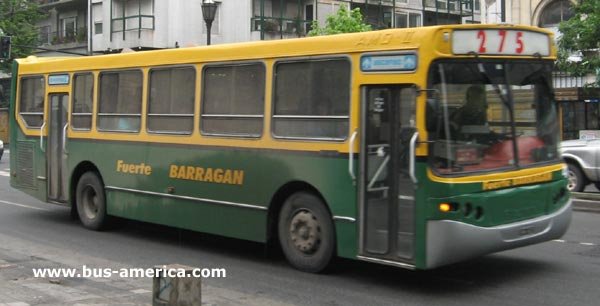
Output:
[[409, 13, 422, 27], [38, 25, 51, 44], [273, 58, 350, 140], [72, 73, 94, 130], [539, 0, 574, 28], [148, 67, 196, 134], [396, 12, 421, 28], [461, 0, 480, 11], [93, 2, 103, 34], [351, 3, 394, 29], [112, 0, 155, 33], [94, 22, 103, 34], [201, 63, 265, 137], [98, 70, 142, 132], [60, 16, 77, 39], [19, 77, 45, 128]]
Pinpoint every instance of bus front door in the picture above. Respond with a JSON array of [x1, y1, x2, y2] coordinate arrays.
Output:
[[47, 94, 69, 203], [359, 86, 417, 265]]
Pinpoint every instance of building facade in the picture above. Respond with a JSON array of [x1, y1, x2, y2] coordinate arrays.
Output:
[[35, 0, 480, 55], [36, 0, 256, 55]]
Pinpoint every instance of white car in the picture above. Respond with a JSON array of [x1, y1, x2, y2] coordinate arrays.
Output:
[[560, 139, 600, 192]]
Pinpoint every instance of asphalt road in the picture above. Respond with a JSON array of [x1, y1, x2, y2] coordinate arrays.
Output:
[[0, 150, 599, 305]]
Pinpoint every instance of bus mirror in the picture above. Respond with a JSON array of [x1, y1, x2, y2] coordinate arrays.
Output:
[[426, 98, 439, 132]]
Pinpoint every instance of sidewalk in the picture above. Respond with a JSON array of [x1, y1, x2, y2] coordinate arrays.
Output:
[[0, 247, 152, 305], [0, 245, 291, 306]]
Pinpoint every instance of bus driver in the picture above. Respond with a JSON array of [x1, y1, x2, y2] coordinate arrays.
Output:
[[453, 85, 488, 127]]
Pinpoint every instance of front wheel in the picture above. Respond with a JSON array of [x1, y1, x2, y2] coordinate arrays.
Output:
[[278, 192, 335, 273], [76, 172, 108, 230]]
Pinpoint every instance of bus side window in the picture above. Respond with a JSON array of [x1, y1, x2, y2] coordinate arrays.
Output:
[[72, 73, 93, 130], [19, 76, 45, 128], [148, 67, 195, 134], [97, 70, 142, 133], [272, 58, 350, 140], [201, 63, 265, 137]]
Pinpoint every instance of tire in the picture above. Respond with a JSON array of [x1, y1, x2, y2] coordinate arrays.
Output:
[[76, 172, 108, 230], [594, 182, 600, 192], [566, 163, 586, 192], [278, 192, 335, 273]]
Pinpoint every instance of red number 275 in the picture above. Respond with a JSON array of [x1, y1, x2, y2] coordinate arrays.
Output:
[[477, 30, 525, 54]]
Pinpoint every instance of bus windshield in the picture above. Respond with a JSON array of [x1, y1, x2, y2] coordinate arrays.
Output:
[[427, 60, 560, 175]]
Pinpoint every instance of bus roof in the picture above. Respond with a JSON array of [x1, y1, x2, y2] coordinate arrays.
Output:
[[16, 24, 555, 75]]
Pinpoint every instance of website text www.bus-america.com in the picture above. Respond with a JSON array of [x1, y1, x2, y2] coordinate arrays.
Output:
[[32, 265, 227, 279]]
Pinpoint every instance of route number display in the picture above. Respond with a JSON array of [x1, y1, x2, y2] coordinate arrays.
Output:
[[452, 29, 551, 56]]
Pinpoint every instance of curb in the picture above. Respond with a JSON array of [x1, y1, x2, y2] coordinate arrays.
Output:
[[571, 192, 600, 213]]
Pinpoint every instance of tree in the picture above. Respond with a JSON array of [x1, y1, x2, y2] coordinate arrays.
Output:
[[308, 5, 371, 36], [0, 0, 45, 73], [557, 0, 600, 87]]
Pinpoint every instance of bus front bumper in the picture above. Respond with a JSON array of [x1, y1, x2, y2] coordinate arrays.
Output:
[[425, 199, 572, 269]]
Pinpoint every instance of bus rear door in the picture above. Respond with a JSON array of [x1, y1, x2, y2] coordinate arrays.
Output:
[[47, 93, 69, 203]]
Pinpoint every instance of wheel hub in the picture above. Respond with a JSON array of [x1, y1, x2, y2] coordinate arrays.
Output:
[[289, 210, 321, 254], [83, 185, 99, 219], [567, 170, 577, 191]]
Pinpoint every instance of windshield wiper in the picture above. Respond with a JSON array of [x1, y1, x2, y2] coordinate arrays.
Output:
[[473, 60, 520, 167], [464, 53, 513, 109]]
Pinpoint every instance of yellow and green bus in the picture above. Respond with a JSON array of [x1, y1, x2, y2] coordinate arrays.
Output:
[[9, 24, 571, 272]]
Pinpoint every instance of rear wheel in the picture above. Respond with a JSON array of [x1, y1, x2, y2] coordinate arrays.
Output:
[[566, 163, 586, 192], [278, 192, 335, 273], [76, 172, 108, 230]]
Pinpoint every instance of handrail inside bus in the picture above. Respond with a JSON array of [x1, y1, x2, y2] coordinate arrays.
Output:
[[40, 121, 46, 153], [349, 130, 358, 182], [367, 155, 389, 191], [62, 123, 69, 154], [409, 132, 419, 184]]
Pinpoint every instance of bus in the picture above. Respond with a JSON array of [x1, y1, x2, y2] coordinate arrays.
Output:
[[9, 24, 571, 272]]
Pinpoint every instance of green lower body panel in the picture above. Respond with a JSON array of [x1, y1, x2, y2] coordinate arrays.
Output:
[[107, 189, 267, 242]]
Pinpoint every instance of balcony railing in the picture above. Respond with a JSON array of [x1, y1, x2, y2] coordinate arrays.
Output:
[[251, 17, 312, 40], [424, 0, 477, 14], [37, 0, 61, 4], [38, 27, 87, 46], [553, 70, 586, 89]]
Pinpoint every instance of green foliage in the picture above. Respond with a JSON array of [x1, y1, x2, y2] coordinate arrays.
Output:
[[308, 5, 371, 36], [557, 0, 600, 87], [0, 0, 45, 72]]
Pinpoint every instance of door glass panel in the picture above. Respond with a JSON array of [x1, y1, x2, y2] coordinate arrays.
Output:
[[396, 88, 417, 259], [362, 86, 416, 261], [48, 94, 69, 202], [365, 88, 392, 254]]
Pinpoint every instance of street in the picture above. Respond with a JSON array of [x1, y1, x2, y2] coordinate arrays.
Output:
[[1, 149, 600, 306]]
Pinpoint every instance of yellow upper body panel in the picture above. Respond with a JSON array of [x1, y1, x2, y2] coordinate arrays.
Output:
[[16, 24, 555, 75]]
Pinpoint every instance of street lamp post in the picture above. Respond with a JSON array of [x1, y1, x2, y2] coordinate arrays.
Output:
[[202, 0, 218, 46]]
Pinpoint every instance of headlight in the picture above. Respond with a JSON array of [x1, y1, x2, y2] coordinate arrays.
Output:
[[0, 140, 4, 149], [562, 164, 569, 178]]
